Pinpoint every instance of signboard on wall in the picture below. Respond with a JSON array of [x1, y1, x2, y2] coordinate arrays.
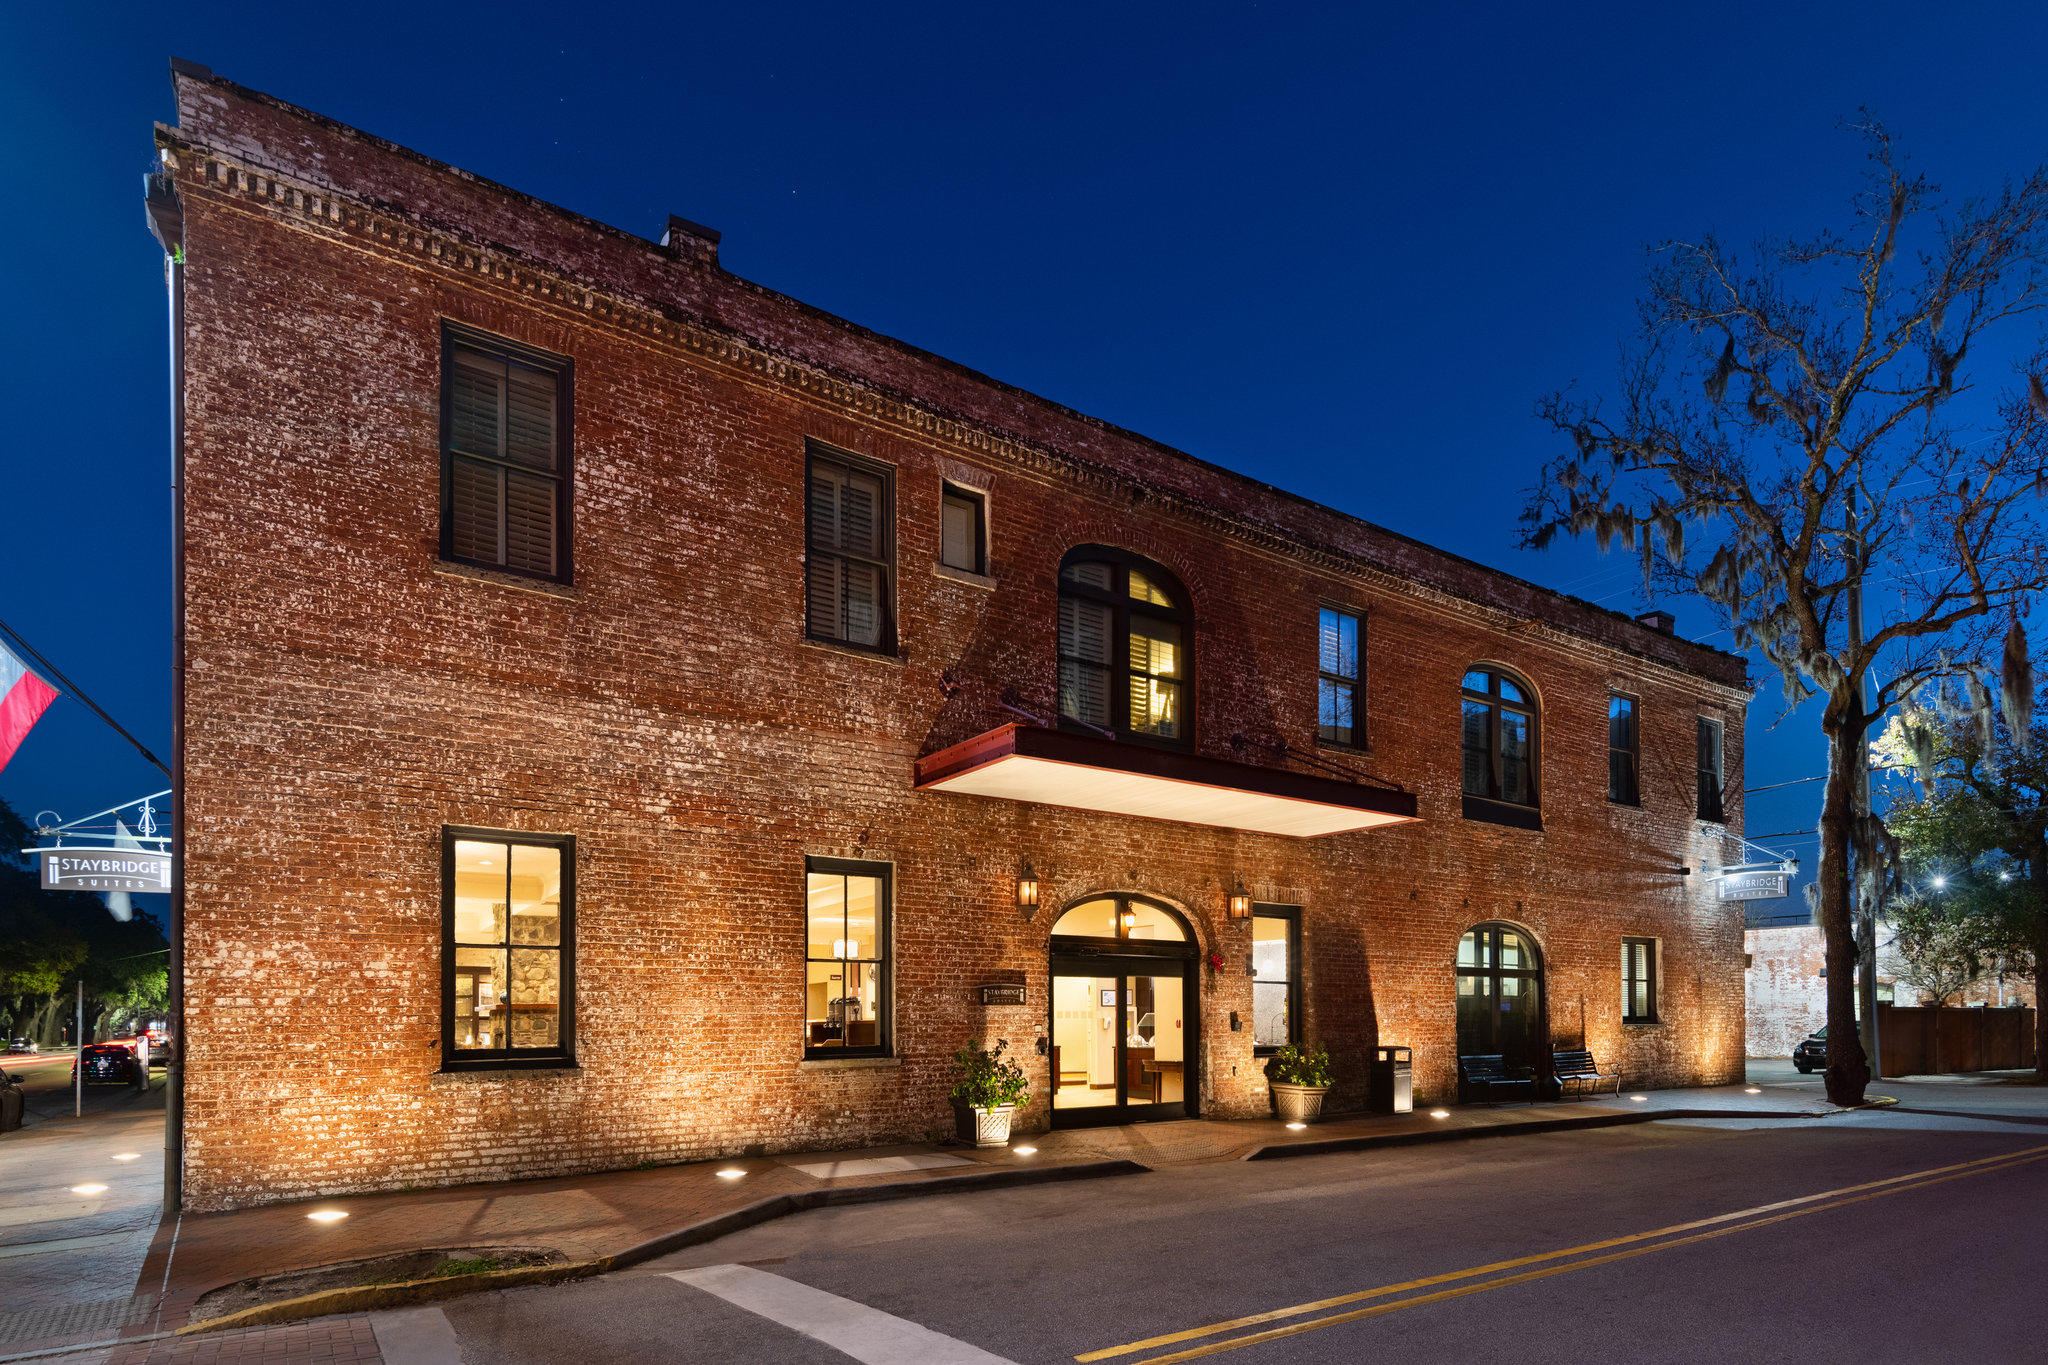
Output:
[[1718, 870, 1790, 901], [979, 983, 1027, 1007], [39, 849, 172, 893]]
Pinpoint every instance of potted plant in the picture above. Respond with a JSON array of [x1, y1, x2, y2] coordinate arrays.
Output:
[[1268, 1042, 1333, 1124], [950, 1038, 1030, 1147]]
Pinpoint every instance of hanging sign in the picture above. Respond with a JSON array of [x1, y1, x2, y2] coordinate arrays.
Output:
[[1718, 869, 1790, 901], [39, 849, 172, 893]]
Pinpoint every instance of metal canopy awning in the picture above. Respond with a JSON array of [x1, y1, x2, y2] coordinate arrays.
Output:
[[912, 724, 1419, 838]]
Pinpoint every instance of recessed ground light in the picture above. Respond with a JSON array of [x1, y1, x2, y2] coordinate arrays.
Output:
[[112, 1153, 140, 1161], [306, 1209, 349, 1222], [70, 1184, 107, 1195], [1285, 1122, 1307, 1131], [1429, 1109, 1450, 1119], [1745, 1087, 1762, 1094], [716, 1168, 746, 1179], [1630, 1095, 1648, 1102], [1011, 1145, 1037, 1156]]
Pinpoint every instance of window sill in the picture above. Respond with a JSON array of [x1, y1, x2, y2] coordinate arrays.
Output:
[[799, 1055, 902, 1072], [435, 561, 579, 600], [1622, 1019, 1664, 1030], [1314, 737, 1371, 757], [1461, 795, 1542, 831], [802, 636, 904, 666], [434, 1059, 580, 1079], [934, 564, 997, 590]]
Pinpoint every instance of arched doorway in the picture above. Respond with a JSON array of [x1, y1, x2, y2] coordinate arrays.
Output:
[[1048, 896, 1200, 1128], [1455, 923, 1545, 1074]]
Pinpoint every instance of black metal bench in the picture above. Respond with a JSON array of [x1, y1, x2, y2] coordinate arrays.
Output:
[[1458, 1053, 1537, 1105], [1551, 1048, 1621, 1099]]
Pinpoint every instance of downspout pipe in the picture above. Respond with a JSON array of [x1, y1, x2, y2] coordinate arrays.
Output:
[[144, 159, 184, 1215]]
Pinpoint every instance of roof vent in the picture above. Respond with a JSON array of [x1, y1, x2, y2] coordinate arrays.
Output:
[[1636, 609, 1675, 636], [660, 214, 721, 267]]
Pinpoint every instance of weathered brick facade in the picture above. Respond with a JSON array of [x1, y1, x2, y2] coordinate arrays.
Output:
[[155, 64, 1753, 1211]]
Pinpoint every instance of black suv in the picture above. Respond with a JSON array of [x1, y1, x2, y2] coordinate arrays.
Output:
[[1793, 1026, 1827, 1074]]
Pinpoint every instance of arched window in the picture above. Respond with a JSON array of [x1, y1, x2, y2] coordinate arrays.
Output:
[[1058, 548, 1191, 744], [1051, 896, 1191, 945], [1455, 923, 1544, 1067], [1461, 667, 1537, 813]]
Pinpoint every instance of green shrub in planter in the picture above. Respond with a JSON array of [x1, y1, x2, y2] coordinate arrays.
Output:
[[951, 1038, 1030, 1111], [1270, 1043, 1333, 1088]]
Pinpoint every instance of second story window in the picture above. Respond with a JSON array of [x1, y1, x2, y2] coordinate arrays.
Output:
[[1058, 547, 1190, 744], [1461, 667, 1538, 819], [939, 483, 987, 575], [1697, 717, 1725, 822], [806, 446, 895, 652], [1608, 695, 1639, 805], [441, 324, 571, 582], [1317, 607, 1361, 747]]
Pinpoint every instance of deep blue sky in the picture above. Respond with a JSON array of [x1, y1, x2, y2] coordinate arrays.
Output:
[[5, 3, 2046, 900]]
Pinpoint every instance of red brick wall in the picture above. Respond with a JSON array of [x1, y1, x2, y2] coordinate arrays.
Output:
[[162, 69, 1753, 1210]]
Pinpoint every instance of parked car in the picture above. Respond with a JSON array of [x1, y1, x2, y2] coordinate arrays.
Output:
[[1793, 1026, 1828, 1074], [5, 1038, 38, 1055], [72, 1043, 142, 1086]]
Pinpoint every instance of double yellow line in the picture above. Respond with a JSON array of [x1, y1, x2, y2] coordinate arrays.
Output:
[[1077, 1142, 2048, 1364]]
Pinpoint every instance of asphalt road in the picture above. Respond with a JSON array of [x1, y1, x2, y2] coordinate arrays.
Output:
[[394, 1100, 2048, 1364], [2, 1049, 154, 1126]]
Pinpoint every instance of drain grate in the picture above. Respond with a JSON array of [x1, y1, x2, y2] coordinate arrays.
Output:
[[0, 1295, 156, 1347]]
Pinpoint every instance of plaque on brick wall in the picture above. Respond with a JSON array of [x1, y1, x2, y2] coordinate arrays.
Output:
[[979, 982, 1027, 1006]]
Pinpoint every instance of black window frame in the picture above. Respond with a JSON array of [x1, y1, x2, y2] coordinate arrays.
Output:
[[803, 856, 894, 1060], [438, 321, 574, 585], [1622, 936, 1658, 1024], [1697, 716, 1726, 823], [1316, 605, 1363, 749], [1460, 666, 1540, 829], [1250, 904, 1302, 1057], [1056, 545, 1195, 748], [1608, 694, 1640, 806], [440, 826, 576, 1072], [939, 481, 988, 576], [804, 443, 898, 654]]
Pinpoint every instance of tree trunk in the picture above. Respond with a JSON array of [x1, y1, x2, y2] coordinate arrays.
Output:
[[1818, 707, 1871, 1105], [2033, 858, 2048, 1081]]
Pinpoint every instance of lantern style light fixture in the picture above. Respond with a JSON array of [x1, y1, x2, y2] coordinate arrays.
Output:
[[1118, 906, 1138, 932], [1016, 860, 1039, 915], [1228, 878, 1253, 921]]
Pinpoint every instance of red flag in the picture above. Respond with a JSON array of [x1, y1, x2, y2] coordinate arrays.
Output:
[[0, 640, 58, 774]]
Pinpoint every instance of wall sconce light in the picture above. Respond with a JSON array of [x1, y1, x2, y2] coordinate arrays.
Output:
[[1228, 879, 1252, 921], [1016, 860, 1039, 917], [1118, 907, 1137, 932]]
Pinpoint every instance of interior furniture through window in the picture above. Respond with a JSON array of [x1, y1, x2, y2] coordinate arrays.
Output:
[[442, 827, 574, 1070], [804, 858, 892, 1058]]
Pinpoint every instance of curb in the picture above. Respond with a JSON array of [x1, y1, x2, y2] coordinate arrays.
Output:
[[176, 1157, 1148, 1335], [1241, 1106, 1851, 1160]]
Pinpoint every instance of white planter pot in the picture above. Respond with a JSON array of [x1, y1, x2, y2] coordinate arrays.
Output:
[[972, 1105, 1017, 1148], [1271, 1082, 1330, 1124]]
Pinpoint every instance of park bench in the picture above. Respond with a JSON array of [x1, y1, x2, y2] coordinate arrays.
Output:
[[1551, 1048, 1621, 1099], [1458, 1053, 1537, 1105]]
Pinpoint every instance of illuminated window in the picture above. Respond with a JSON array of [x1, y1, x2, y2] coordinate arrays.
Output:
[[1622, 937, 1657, 1024], [443, 829, 573, 1070], [1317, 608, 1361, 747], [1252, 907, 1301, 1053], [1057, 547, 1191, 744], [440, 324, 571, 583], [805, 858, 892, 1059]]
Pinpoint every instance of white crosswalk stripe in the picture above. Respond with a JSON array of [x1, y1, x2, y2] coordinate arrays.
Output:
[[668, 1263, 1016, 1364]]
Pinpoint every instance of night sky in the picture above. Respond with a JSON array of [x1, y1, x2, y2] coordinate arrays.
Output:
[[6, 4, 2047, 911]]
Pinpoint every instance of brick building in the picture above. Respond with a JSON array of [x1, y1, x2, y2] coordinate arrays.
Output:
[[147, 62, 1753, 1212]]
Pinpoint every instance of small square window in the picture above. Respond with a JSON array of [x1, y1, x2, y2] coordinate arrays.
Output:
[[940, 483, 987, 575]]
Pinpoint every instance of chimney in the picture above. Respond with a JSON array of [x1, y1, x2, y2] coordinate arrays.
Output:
[[660, 214, 721, 268], [1635, 609, 1676, 636]]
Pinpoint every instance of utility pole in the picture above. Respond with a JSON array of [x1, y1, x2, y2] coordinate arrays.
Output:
[[1845, 488, 1882, 1080], [74, 982, 83, 1118]]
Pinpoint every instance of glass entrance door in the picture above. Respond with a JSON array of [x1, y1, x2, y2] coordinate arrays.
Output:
[[1050, 963, 1190, 1125]]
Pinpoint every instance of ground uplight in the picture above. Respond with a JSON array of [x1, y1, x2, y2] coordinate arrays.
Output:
[[1429, 1109, 1450, 1119], [716, 1168, 746, 1179], [306, 1209, 348, 1222], [1011, 1145, 1037, 1156], [1745, 1087, 1762, 1094], [71, 1184, 107, 1195], [1630, 1095, 1648, 1102], [112, 1153, 140, 1161]]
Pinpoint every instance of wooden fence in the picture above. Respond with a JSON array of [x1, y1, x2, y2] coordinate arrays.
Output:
[[1876, 1004, 2037, 1076]]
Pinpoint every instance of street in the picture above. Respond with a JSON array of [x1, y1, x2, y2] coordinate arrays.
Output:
[[407, 1086, 2047, 1364]]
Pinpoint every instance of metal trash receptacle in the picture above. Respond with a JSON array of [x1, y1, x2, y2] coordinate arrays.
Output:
[[1369, 1046, 1413, 1114]]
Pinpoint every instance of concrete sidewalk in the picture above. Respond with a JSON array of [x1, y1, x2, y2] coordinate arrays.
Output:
[[0, 1075, 1853, 1359]]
